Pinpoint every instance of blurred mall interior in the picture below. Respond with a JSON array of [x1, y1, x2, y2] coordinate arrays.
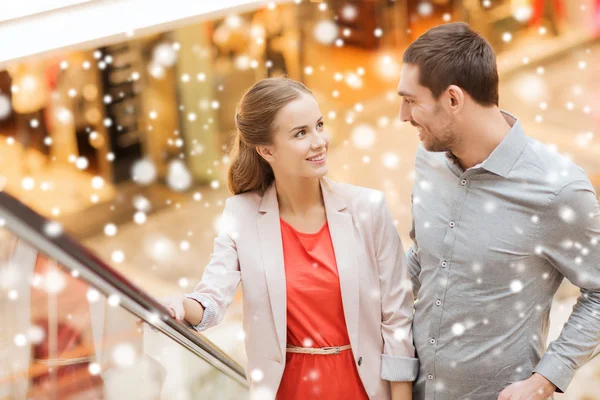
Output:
[[1, 0, 600, 398]]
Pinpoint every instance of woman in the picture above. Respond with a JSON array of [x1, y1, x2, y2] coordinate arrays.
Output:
[[164, 78, 418, 399]]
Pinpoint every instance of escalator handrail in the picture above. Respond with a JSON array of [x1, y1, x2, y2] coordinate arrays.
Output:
[[0, 190, 247, 387]]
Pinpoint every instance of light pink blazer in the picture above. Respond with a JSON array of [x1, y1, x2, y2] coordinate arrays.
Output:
[[187, 178, 418, 399]]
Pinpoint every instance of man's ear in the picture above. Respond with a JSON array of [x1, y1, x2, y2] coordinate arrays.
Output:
[[446, 85, 465, 114]]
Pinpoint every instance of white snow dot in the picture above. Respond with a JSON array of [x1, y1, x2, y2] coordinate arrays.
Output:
[[341, 5, 358, 21], [417, 2, 433, 16], [111, 250, 125, 264], [251, 369, 264, 382], [510, 280, 523, 293], [133, 211, 147, 225], [44, 221, 63, 238], [394, 327, 409, 341], [381, 152, 400, 169], [313, 20, 338, 45], [153, 42, 178, 67], [87, 288, 101, 303], [418, 180, 432, 192], [131, 158, 158, 185], [351, 124, 376, 149], [149, 313, 160, 324], [559, 207, 575, 223], [178, 278, 189, 288], [368, 191, 384, 204], [27, 325, 45, 344], [452, 323, 465, 336], [535, 246, 543, 255], [91, 176, 104, 189], [484, 201, 496, 213], [108, 294, 121, 307], [112, 343, 137, 367], [44, 270, 66, 294], [88, 362, 102, 375], [21, 177, 35, 191], [14, 334, 28, 347], [104, 223, 117, 237]]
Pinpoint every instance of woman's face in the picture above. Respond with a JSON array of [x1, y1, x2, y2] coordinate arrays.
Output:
[[260, 92, 329, 180]]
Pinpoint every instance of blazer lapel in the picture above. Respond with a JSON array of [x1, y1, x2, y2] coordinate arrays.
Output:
[[257, 184, 287, 359], [320, 179, 359, 354]]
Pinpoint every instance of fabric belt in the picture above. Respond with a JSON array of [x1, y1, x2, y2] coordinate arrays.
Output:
[[286, 344, 352, 355]]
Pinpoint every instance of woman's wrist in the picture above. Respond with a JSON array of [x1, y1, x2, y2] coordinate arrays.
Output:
[[183, 297, 205, 326]]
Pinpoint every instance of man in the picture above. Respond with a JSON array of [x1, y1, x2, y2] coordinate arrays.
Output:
[[398, 22, 600, 399]]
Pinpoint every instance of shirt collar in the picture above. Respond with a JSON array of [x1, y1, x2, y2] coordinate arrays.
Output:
[[445, 110, 528, 178]]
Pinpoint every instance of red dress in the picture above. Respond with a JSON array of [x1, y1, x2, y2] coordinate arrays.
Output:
[[276, 218, 369, 400]]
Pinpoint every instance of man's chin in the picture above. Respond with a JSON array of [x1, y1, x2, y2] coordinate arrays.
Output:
[[422, 141, 447, 153]]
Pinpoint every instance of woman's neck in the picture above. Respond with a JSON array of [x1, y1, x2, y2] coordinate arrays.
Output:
[[274, 175, 323, 216]]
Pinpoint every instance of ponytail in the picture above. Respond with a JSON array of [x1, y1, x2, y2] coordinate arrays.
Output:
[[227, 129, 274, 195]]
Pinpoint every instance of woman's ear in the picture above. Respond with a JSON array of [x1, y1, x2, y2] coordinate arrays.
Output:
[[256, 146, 275, 163]]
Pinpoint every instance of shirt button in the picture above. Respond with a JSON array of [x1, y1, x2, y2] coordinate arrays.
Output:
[[441, 261, 448, 267], [357, 357, 362, 366], [430, 338, 436, 344], [428, 374, 434, 380], [449, 221, 455, 228], [435, 300, 442, 306], [461, 179, 467, 186]]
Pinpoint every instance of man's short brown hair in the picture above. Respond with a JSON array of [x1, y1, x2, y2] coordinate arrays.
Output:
[[403, 22, 499, 106]]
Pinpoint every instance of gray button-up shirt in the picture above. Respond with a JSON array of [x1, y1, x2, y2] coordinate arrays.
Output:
[[408, 111, 600, 399]]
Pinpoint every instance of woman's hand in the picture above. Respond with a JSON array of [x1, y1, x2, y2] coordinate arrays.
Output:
[[162, 295, 205, 326], [162, 295, 186, 322]]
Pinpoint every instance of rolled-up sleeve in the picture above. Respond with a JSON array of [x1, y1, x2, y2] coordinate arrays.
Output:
[[534, 180, 600, 392], [184, 293, 218, 331], [184, 198, 241, 332], [373, 194, 419, 381]]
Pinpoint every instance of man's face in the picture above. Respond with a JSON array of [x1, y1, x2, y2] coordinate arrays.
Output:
[[397, 63, 456, 152]]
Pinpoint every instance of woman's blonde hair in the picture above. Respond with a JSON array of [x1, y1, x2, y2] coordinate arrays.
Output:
[[228, 77, 313, 195]]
